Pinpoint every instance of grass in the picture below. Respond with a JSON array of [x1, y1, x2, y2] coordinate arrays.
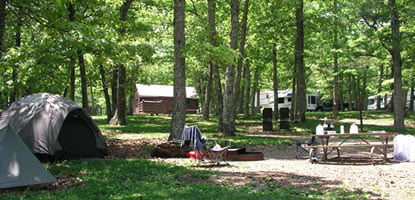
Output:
[[2, 110, 414, 199], [2, 159, 372, 200]]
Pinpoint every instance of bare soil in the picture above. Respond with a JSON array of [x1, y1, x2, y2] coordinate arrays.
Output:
[[148, 137, 415, 200]]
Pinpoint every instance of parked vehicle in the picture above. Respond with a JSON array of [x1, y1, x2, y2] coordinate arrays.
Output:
[[316, 100, 349, 111], [367, 92, 414, 110], [259, 89, 319, 111]]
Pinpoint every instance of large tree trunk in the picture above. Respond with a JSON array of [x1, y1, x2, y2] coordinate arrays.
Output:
[[169, 0, 187, 141], [77, 49, 89, 112], [223, 0, 239, 137], [235, 0, 249, 114], [332, 0, 339, 116], [272, 43, 279, 120], [207, 0, 224, 132], [389, 0, 405, 131], [294, 0, 306, 122], [99, 64, 113, 122], [110, 0, 134, 126]]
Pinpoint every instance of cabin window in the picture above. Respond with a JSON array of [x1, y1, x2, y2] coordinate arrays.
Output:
[[278, 98, 284, 104], [287, 98, 292, 102]]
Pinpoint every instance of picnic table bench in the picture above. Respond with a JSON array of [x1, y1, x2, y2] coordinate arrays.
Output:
[[306, 132, 396, 162]]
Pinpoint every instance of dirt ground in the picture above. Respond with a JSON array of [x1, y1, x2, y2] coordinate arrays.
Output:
[[144, 136, 415, 200]]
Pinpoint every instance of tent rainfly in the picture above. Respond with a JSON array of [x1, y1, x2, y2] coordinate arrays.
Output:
[[0, 125, 56, 189], [0, 93, 107, 161]]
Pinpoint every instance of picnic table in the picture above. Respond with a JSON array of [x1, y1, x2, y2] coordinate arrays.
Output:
[[307, 132, 396, 162]]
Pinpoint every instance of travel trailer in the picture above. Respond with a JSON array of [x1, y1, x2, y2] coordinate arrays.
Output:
[[367, 92, 414, 110], [259, 89, 319, 111]]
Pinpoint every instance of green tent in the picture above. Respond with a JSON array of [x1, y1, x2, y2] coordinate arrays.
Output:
[[0, 125, 56, 189]]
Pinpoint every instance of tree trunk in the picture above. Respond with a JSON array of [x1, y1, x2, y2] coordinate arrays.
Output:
[[294, 0, 306, 122], [169, 0, 187, 141], [110, 0, 134, 126], [208, 0, 223, 132], [235, 0, 249, 114], [77, 49, 89, 112], [99, 64, 112, 122], [202, 63, 212, 120], [223, 0, 239, 137], [389, 0, 405, 131], [243, 60, 251, 119], [11, 16, 22, 103], [69, 61, 76, 101], [272, 43, 279, 120], [377, 64, 384, 110], [111, 67, 118, 116], [67, 3, 76, 101], [251, 67, 260, 115], [0, 0, 6, 50], [332, 0, 339, 116]]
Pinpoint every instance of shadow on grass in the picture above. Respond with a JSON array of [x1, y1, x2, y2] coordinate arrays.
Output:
[[1, 159, 380, 199]]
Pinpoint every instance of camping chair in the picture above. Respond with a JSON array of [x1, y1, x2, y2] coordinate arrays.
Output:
[[181, 125, 231, 165], [295, 132, 317, 159]]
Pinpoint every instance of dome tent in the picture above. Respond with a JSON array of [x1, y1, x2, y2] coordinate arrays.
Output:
[[0, 93, 107, 160]]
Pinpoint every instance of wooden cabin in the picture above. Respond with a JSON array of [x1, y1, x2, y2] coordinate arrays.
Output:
[[133, 84, 199, 114]]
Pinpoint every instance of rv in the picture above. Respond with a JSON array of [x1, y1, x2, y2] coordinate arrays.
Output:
[[367, 92, 414, 110], [259, 89, 319, 111]]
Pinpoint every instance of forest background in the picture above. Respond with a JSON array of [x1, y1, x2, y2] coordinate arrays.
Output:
[[0, 0, 414, 136]]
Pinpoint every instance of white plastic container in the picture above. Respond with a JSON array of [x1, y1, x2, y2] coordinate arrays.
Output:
[[316, 124, 324, 135], [350, 124, 358, 134]]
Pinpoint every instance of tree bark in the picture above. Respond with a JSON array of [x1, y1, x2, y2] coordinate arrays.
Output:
[[67, 3, 76, 101], [251, 67, 260, 115], [243, 60, 251, 120], [294, 0, 306, 122], [111, 68, 118, 116], [99, 64, 112, 122], [377, 65, 384, 110], [223, 0, 239, 137], [235, 0, 249, 114], [332, 0, 339, 116], [389, 0, 405, 131], [110, 0, 134, 126], [202, 63, 212, 120], [272, 43, 279, 120], [77, 49, 89, 112], [207, 0, 223, 131], [11, 14, 22, 103], [169, 0, 187, 141]]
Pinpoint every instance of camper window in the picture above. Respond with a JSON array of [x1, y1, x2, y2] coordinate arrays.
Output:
[[308, 96, 316, 104], [287, 98, 292, 102], [278, 98, 284, 104]]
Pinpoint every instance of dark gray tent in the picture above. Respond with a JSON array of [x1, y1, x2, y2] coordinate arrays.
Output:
[[0, 93, 107, 160], [0, 125, 56, 189]]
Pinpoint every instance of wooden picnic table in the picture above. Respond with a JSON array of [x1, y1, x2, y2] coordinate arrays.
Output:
[[308, 132, 396, 162]]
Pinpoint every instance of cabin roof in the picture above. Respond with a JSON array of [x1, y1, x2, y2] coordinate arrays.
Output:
[[136, 84, 198, 99]]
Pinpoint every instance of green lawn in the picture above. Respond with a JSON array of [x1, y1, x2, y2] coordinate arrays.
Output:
[[2, 110, 414, 199]]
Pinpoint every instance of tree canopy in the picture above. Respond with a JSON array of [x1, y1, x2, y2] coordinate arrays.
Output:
[[1, 0, 414, 131]]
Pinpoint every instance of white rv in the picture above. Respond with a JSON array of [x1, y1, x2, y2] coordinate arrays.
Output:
[[367, 92, 414, 110], [259, 89, 319, 111]]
